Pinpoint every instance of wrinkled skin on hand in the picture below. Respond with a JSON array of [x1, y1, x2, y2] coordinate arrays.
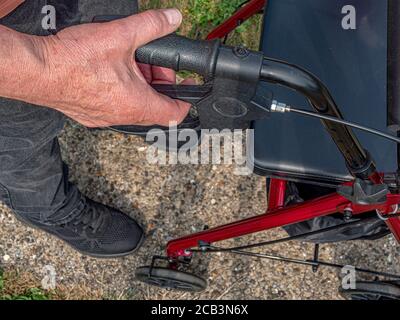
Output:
[[34, 9, 193, 128]]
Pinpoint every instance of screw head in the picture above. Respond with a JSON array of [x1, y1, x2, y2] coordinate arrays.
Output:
[[233, 46, 250, 58]]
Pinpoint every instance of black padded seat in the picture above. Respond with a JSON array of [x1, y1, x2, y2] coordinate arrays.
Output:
[[250, 0, 397, 186]]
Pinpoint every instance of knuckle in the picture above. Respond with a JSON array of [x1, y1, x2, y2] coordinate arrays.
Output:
[[141, 10, 167, 34], [114, 22, 133, 43]]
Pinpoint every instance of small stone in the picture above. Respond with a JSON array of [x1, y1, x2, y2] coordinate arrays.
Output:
[[3, 254, 10, 262]]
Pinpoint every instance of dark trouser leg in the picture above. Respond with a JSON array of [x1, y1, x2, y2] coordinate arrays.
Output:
[[0, 99, 84, 223], [0, 0, 138, 224], [0, 1, 83, 223], [78, 0, 139, 23]]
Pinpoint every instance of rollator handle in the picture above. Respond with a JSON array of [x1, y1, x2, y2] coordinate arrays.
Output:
[[135, 33, 273, 129], [136, 34, 220, 81], [93, 15, 272, 131], [93, 15, 220, 80]]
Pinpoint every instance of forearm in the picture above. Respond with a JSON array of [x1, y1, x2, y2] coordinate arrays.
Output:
[[0, 25, 47, 103], [0, 9, 190, 127]]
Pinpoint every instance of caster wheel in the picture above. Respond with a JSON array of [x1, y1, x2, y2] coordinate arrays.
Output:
[[135, 267, 207, 292], [340, 281, 400, 300]]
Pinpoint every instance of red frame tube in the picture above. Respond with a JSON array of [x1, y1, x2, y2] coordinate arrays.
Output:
[[167, 183, 400, 258], [268, 179, 287, 210], [168, 192, 347, 257], [206, 0, 267, 40], [387, 218, 400, 243], [368, 173, 400, 242]]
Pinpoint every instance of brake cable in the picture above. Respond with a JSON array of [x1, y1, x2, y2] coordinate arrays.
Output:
[[206, 247, 400, 280], [270, 101, 400, 144], [189, 216, 400, 280], [191, 218, 372, 253]]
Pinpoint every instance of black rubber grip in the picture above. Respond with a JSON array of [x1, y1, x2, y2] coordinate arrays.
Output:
[[135, 34, 220, 79]]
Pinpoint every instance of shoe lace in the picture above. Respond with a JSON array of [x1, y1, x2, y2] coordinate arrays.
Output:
[[65, 203, 107, 234]]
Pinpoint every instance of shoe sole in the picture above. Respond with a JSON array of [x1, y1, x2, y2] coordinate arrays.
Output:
[[13, 212, 146, 259]]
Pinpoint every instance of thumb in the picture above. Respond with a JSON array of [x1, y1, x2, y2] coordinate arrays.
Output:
[[125, 9, 183, 47]]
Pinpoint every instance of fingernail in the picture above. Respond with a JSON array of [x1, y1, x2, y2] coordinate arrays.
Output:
[[163, 9, 182, 26]]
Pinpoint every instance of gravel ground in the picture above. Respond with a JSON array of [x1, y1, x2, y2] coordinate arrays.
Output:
[[1, 0, 400, 301], [1, 121, 400, 300]]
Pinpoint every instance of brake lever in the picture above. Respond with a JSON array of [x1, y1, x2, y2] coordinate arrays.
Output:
[[151, 80, 273, 130], [151, 84, 213, 105]]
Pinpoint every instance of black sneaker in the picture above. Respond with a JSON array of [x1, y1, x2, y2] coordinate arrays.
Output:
[[14, 198, 145, 258]]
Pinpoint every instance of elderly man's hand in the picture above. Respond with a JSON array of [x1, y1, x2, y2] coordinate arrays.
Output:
[[28, 9, 192, 128]]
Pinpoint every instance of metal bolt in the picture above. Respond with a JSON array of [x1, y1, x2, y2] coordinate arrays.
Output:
[[344, 209, 353, 221]]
